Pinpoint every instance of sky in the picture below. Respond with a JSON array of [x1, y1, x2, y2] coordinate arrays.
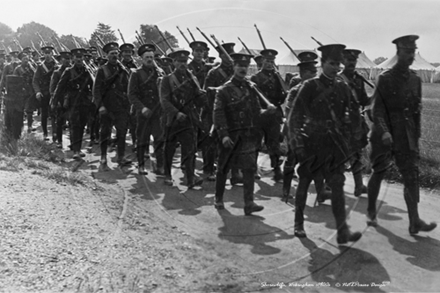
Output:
[[2, 0, 440, 62]]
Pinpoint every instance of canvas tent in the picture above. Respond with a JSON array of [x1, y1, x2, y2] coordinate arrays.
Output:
[[371, 52, 436, 83], [355, 52, 376, 80]]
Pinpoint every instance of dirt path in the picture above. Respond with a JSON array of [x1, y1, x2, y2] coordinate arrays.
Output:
[[1, 130, 440, 292]]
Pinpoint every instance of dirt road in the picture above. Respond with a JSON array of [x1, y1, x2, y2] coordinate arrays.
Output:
[[1, 133, 440, 292]]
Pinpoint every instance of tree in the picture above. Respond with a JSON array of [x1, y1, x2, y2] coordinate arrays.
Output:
[[16, 21, 58, 50], [373, 57, 387, 65], [138, 24, 179, 55], [90, 23, 118, 49], [0, 22, 14, 46]]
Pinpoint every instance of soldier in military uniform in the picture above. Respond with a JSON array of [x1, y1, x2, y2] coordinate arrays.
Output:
[[53, 48, 93, 159], [289, 44, 362, 244], [93, 42, 132, 170], [188, 41, 214, 180], [367, 35, 436, 234], [204, 43, 243, 184], [250, 49, 287, 181], [128, 44, 165, 175], [339, 49, 370, 197], [0, 51, 20, 101], [33, 46, 56, 141], [0, 50, 6, 113], [50, 51, 72, 148], [160, 49, 206, 188], [214, 52, 276, 215]]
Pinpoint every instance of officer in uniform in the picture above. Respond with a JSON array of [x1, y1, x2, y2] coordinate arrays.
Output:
[[289, 44, 362, 244], [188, 40, 214, 180], [367, 35, 436, 234], [213, 52, 276, 215], [204, 43, 243, 184], [33, 46, 56, 141], [339, 49, 370, 197], [50, 51, 72, 148], [93, 42, 132, 170], [283, 51, 320, 200], [53, 48, 93, 159], [250, 49, 287, 182], [128, 43, 165, 175], [160, 49, 206, 188]]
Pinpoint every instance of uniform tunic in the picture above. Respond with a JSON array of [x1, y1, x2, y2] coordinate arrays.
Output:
[[33, 59, 56, 136]]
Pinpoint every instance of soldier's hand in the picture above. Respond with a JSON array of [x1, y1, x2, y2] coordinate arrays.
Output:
[[176, 112, 187, 122], [36, 92, 43, 101], [99, 106, 107, 116], [222, 136, 234, 148], [381, 132, 393, 146], [141, 107, 152, 119]]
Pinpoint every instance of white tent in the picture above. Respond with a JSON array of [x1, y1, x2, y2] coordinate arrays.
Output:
[[371, 52, 436, 83], [356, 52, 376, 80]]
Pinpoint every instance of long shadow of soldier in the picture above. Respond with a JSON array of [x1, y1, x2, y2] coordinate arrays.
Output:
[[295, 237, 390, 292], [217, 209, 294, 256], [375, 225, 440, 272]]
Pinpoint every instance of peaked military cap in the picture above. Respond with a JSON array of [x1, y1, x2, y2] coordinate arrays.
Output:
[[71, 48, 86, 57], [18, 51, 29, 60], [230, 53, 253, 65], [298, 51, 318, 67], [318, 44, 346, 61], [10, 51, 19, 57], [162, 56, 174, 64], [189, 41, 208, 51], [102, 42, 119, 53], [40, 46, 54, 53], [215, 42, 235, 55], [138, 44, 156, 56], [260, 49, 278, 60], [120, 43, 135, 52], [169, 49, 190, 61], [392, 35, 419, 49], [88, 46, 97, 52], [22, 47, 32, 54], [343, 49, 362, 59]]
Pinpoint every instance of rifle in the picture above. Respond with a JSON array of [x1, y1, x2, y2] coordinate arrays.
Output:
[[37, 32, 47, 47], [176, 26, 190, 46], [279, 37, 300, 60], [209, 34, 233, 63], [195, 27, 217, 50], [118, 29, 126, 43], [187, 28, 196, 42], [311, 36, 324, 47], [253, 25, 288, 94]]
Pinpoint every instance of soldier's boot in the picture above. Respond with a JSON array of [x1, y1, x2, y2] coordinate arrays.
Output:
[[294, 176, 312, 238], [214, 171, 228, 210], [330, 174, 362, 245], [137, 146, 148, 175], [353, 171, 367, 197], [404, 182, 437, 235], [282, 165, 295, 202], [26, 113, 34, 133], [186, 154, 203, 189], [273, 166, 283, 182], [243, 169, 264, 215], [230, 168, 243, 185], [366, 171, 385, 227], [163, 145, 174, 186], [99, 150, 110, 172]]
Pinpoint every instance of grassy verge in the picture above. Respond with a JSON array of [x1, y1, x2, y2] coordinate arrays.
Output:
[[0, 117, 88, 186]]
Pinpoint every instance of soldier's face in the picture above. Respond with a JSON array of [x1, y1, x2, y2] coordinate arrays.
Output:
[[121, 50, 133, 61], [233, 63, 248, 79], [262, 58, 275, 70], [397, 48, 415, 67], [174, 59, 188, 72], [342, 56, 357, 73], [44, 51, 53, 61], [192, 49, 204, 62], [142, 51, 155, 67], [107, 50, 119, 63], [220, 53, 232, 65], [302, 67, 318, 80], [62, 57, 71, 67], [322, 58, 341, 78], [73, 56, 83, 67]]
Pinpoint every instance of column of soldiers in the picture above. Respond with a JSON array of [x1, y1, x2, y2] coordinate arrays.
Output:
[[0, 33, 436, 237]]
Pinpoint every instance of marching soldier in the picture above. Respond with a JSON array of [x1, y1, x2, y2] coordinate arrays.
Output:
[[339, 49, 370, 197], [160, 49, 206, 188], [128, 44, 165, 175], [33, 45, 56, 141], [213, 52, 276, 215], [250, 49, 286, 182], [93, 42, 132, 170], [0, 50, 5, 112], [53, 48, 93, 159], [204, 43, 242, 183], [50, 51, 72, 148], [188, 41, 211, 88], [367, 35, 436, 234], [289, 44, 362, 244]]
